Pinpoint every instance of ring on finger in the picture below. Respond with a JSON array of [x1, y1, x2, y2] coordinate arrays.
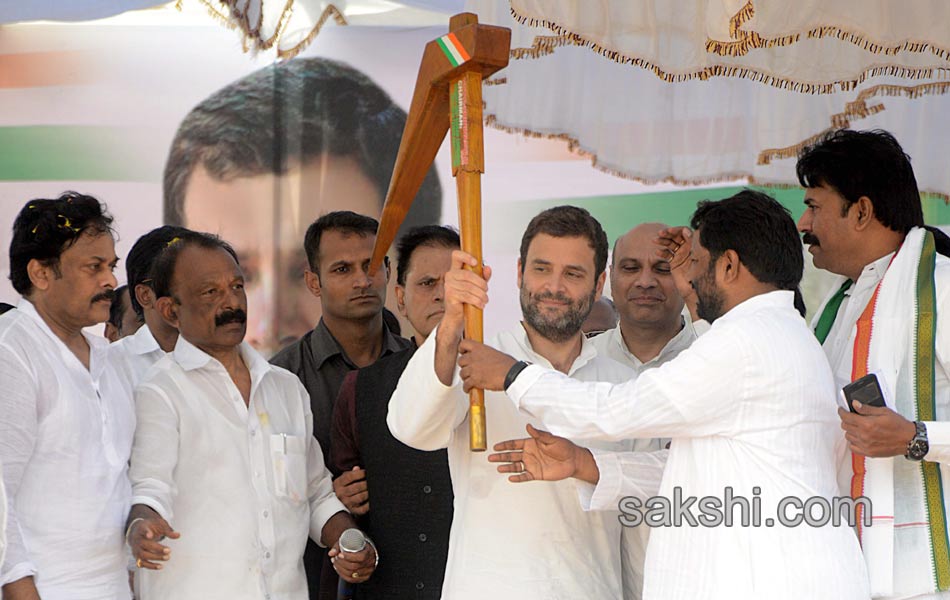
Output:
[[136, 558, 143, 568], [353, 572, 360, 579]]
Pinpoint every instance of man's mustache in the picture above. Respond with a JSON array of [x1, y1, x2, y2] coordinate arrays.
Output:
[[91, 289, 116, 304], [215, 308, 247, 326], [802, 233, 820, 246], [534, 291, 572, 304]]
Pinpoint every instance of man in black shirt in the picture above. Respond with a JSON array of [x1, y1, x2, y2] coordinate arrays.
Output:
[[271, 211, 410, 599]]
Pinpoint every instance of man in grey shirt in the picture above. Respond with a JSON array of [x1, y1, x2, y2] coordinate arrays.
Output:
[[270, 210, 409, 599]]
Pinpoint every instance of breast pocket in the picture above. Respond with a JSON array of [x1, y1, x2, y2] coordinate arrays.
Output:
[[270, 434, 308, 504]]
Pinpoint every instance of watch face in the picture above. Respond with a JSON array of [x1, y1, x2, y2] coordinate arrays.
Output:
[[909, 438, 929, 460]]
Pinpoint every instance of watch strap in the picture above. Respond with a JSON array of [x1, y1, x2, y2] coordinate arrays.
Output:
[[504, 360, 531, 391]]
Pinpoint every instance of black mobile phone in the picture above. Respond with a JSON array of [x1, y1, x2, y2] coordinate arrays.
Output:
[[842, 373, 887, 413]]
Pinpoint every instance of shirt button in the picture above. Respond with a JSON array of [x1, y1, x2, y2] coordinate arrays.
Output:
[[265, 551, 271, 558], [416, 582, 425, 590], [418, 533, 427, 542], [423, 485, 432, 494], [263, 510, 269, 517], [251, 429, 257, 436]]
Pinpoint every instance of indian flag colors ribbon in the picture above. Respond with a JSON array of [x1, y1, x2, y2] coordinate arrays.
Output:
[[449, 80, 469, 170], [437, 32, 470, 68], [914, 233, 950, 591], [834, 230, 950, 593]]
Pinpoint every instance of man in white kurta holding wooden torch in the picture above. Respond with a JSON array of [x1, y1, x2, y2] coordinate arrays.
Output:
[[388, 206, 636, 599]]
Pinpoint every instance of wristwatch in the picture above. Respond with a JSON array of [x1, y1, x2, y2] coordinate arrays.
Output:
[[504, 360, 531, 391], [905, 420, 929, 461]]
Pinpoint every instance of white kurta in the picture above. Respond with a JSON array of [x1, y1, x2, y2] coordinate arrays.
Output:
[[388, 325, 632, 599], [590, 319, 697, 373], [590, 321, 696, 599], [0, 300, 134, 599], [1, 461, 7, 582], [817, 252, 950, 600], [506, 291, 870, 600], [108, 322, 167, 388], [129, 336, 345, 600]]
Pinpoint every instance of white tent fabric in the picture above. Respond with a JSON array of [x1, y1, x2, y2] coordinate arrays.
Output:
[[722, 0, 950, 60], [7, 0, 947, 196], [464, 0, 950, 197], [500, 0, 950, 92]]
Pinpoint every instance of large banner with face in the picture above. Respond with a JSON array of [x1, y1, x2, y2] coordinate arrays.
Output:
[[3, 15, 950, 353]]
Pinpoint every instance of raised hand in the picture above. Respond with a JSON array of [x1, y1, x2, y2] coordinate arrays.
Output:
[[487, 424, 583, 483], [435, 250, 493, 386], [441, 250, 493, 339], [655, 226, 698, 318], [333, 466, 370, 516]]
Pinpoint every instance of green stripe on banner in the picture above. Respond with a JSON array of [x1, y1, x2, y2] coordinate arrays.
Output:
[[487, 187, 950, 251], [915, 232, 950, 591], [0, 126, 156, 181], [437, 37, 461, 68]]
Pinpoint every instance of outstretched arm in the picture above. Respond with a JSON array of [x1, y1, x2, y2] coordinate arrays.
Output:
[[488, 425, 668, 511]]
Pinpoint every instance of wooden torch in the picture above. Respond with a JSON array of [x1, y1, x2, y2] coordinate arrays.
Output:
[[368, 13, 510, 451]]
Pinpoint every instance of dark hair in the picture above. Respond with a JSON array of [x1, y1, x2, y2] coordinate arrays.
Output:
[[126, 225, 192, 320], [395, 225, 460, 286], [690, 190, 803, 290], [304, 211, 380, 271], [793, 287, 807, 318], [163, 57, 441, 233], [108, 285, 129, 329], [0, 302, 15, 315], [796, 129, 924, 233], [520, 206, 609, 279], [150, 231, 239, 300], [9, 192, 114, 296]]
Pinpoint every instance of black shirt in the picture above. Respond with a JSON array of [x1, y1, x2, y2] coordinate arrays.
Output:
[[270, 317, 410, 469]]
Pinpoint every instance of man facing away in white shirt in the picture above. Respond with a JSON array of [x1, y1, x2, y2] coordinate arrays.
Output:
[[388, 206, 635, 599], [456, 190, 870, 600], [0, 193, 135, 600], [797, 129, 950, 599], [124, 231, 377, 600], [108, 225, 190, 387]]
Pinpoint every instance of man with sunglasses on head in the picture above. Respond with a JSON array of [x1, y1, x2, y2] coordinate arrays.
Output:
[[1, 193, 134, 600]]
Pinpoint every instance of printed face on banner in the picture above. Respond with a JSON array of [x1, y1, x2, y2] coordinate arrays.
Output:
[[161, 55, 445, 355], [181, 156, 382, 353]]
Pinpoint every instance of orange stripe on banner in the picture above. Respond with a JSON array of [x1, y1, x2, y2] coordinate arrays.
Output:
[[447, 32, 471, 62], [0, 51, 94, 89]]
